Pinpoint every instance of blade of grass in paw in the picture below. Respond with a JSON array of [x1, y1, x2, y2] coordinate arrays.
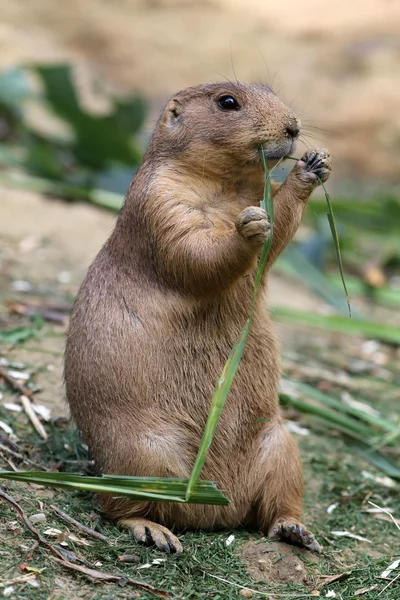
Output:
[[185, 147, 274, 500], [319, 177, 351, 317], [285, 155, 351, 317]]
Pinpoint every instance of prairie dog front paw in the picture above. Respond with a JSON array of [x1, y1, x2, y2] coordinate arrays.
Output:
[[296, 148, 332, 186], [235, 206, 270, 246]]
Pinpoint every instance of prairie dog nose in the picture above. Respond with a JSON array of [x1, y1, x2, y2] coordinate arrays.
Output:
[[285, 118, 301, 139]]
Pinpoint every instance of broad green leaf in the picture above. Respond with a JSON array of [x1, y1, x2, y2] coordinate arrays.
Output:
[[113, 96, 147, 136], [281, 392, 400, 480], [34, 65, 142, 168], [280, 393, 373, 440]]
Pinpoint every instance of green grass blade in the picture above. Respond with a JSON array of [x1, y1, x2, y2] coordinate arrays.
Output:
[[348, 441, 400, 480], [320, 178, 351, 317], [285, 157, 351, 316], [280, 393, 374, 440], [281, 389, 400, 479], [327, 273, 400, 309], [279, 248, 356, 316], [185, 148, 274, 500], [286, 379, 400, 434], [273, 307, 400, 345], [0, 471, 229, 505], [185, 321, 251, 500]]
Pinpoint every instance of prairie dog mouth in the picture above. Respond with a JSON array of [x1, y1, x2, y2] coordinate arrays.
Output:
[[262, 138, 297, 161]]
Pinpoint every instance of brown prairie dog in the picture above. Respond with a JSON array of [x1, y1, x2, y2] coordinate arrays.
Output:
[[64, 82, 331, 553]]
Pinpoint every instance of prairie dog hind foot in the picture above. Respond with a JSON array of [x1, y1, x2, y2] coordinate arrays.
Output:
[[119, 517, 183, 554], [269, 519, 322, 553]]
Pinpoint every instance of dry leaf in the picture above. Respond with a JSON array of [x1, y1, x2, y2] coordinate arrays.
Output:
[[354, 585, 378, 596], [381, 558, 400, 579], [330, 531, 371, 543], [319, 571, 352, 588]]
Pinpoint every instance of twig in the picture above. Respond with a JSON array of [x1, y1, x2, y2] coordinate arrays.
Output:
[[50, 557, 172, 598], [0, 487, 171, 597], [20, 395, 48, 440], [23, 540, 39, 560], [0, 432, 20, 453], [0, 365, 33, 398], [7, 301, 68, 325], [2, 456, 20, 472], [0, 444, 47, 470], [379, 572, 400, 596], [208, 573, 316, 597], [50, 504, 109, 543], [0, 486, 65, 560], [0, 366, 48, 439], [368, 501, 400, 532]]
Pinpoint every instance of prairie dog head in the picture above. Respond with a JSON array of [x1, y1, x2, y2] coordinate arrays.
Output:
[[155, 82, 300, 168]]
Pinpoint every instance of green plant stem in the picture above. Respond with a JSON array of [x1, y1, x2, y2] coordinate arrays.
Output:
[[185, 148, 275, 501], [285, 155, 351, 316]]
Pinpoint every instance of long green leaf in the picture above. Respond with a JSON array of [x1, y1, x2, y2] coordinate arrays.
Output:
[[280, 393, 373, 440], [348, 441, 400, 481], [286, 379, 400, 434], [280, 390, 400, 479], [279, 247, 355, 316], [285, 156, 351, 315], [273, 307, 400, 345], [320, 178, 351, 316], [185, 148, 274, 500], [0, 471, 229, 505]]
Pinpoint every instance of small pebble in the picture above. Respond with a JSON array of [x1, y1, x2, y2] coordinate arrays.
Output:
[[258, 559, 268, 571], [239, 589, 253, 598], [295, 564, 303, 572], [118, 554, 141, 564], [29, 513, 46, 524]]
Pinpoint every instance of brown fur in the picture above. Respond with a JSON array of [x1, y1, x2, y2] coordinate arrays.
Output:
[[64, 82, 331, 552]]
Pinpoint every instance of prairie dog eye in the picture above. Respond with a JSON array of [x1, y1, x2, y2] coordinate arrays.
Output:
[[218, 95, 241, 111]]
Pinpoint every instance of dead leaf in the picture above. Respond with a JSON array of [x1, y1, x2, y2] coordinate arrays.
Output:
[[354, 585, 378, 596], [318, 571, 352, 588], [330, 531, 371, 543], [19, 564, 44, 575]]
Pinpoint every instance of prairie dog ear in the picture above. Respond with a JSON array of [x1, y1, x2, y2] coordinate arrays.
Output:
[[162, 98, 182, 126]]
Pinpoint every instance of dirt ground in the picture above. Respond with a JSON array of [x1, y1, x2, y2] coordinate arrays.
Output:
[[1, 0, 400, 191]]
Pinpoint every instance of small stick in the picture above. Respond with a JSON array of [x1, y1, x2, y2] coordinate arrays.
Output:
[[50, 557, 171, 598], [0, 363, 49, 440], [0, 443, 48, 470], [20, 395, 48, 440], [24, 540, 39, 560], [0, 366, 33, 398], [0, 432, 20, 453], [50, 504, 109, 543], [0, 486, 65, 560]]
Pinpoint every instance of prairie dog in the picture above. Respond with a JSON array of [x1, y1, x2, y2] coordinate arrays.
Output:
[[64, 82, 331, 553]]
